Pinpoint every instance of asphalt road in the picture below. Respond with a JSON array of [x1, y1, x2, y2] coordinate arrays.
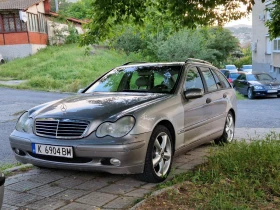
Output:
[[0, 87, 279, 164]]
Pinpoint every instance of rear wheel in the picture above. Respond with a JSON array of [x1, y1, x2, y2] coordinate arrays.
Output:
[[136, 125, 173, 183], [248, 87, 254, 99], [215, 112, 235, 144]]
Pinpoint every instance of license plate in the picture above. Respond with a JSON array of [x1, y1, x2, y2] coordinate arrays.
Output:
[[32, 144, 73, 158], [267, 90, 277, 93]]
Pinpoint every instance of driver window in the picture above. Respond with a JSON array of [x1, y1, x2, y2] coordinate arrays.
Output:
[[185, 67, 204, 91]]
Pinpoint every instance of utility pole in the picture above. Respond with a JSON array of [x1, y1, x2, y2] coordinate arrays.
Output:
[[55, 0, 59, 12]]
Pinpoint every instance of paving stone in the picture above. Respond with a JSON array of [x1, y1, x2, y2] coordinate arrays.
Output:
[[59, 202, 99, 210], [140, 183, 157, 190], [1, 204, 18, 210], [53, 176, 89, 188], [74, 179, 109, 191], [103, 196, 136, 209], [25, 197, 68, 210], [98, 184, 136, 195], [28, 173, 64, 185], [172, 161, 185, 169], [6, 180, 44, 192], [28, 184, 66, 197], [53, 189, 90, 201], [4, 173, 39, 186], [178, 163, 197, 170], [114, 178, 146, 188], [77, 191, 118, 207], [3, 189, 44, 206], [125, 188, 151, 198]]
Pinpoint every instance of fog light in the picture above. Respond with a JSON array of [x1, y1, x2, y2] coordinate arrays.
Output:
[[110, 158, 121, 166]]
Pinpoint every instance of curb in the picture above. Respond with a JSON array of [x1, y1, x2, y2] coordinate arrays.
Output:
[[3, 164, 33, 174]]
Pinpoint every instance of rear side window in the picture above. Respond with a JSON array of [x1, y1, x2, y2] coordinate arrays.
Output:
[[214, 69, 231, 88], [200, 67, 218, 92]]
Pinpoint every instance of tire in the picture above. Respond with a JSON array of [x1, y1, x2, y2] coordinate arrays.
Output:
[[136, 125, 173, 183], [215, 112, 235, 144], [247, 87, 254, 99]]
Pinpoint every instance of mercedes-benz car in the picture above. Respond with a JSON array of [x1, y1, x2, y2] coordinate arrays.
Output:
[[0, 172, 5, 209], [233, 72, 280, 99], [10, 59, 237, 183]]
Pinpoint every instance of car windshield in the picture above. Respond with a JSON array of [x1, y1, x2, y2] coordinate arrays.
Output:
[[226, 65, 236, 70], [243, 65, 252, 69], [247, 73, 273, 81], [85, 65, 182, 94], [229, 73, 240, 79]]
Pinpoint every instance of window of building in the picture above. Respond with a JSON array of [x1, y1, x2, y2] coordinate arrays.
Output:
[[266, 35, 272, 54], [0, 14, 27, 33], [27, 13, 47, 33], [273, 38, 280, 52]]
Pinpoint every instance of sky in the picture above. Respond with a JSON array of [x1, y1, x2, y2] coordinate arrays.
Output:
[[225, 14, 252, 27]]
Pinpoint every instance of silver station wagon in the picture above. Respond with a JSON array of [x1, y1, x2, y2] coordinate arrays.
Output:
[[10, 59, 237, 183]]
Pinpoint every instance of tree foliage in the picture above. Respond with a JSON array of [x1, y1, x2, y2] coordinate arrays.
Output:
[[80, 0, 256, 45], [266, 0, 280, 40]]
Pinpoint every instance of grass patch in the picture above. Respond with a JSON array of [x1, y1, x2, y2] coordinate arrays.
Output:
[[0, 162, 22, 172], [0, 44, 143, 92], [139, 132, 280, 210], [236, 91, 246, 100]]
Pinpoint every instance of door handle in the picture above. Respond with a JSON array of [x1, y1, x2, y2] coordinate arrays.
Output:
[[223, 93, 227, 98], [206, 98, 212, 104]]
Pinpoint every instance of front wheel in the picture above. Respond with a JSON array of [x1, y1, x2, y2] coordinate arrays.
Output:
[[247, 87, 254, 99], [215, 112, 235, 144], [136, 125, 173, 183]]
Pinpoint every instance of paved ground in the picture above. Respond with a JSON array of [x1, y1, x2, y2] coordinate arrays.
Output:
[[1, 88, 280, 209], [2, 145, 209, 210]]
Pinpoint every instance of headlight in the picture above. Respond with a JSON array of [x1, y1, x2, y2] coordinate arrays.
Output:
[[96, 116, 135, 138], [15, 112, 33, 133], [254, 85, 264, 90]]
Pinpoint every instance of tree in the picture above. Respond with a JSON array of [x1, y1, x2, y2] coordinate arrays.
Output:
[[80, 0, 257, 45], [266, 0, 280, 40]]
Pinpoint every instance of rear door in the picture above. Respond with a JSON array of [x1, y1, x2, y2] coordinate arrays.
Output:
[[199, 67, 228, 133]]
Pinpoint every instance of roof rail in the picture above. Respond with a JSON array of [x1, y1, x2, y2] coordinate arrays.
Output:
[[185, 58, 211, 65], [121, 62, 147, 66]]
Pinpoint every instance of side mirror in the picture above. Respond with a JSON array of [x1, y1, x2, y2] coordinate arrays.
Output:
[[184, 88, 204, 100], [77, 89, 84, 93]]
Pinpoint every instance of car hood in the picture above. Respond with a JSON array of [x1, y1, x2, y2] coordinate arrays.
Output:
[[249, 80, 280, 86], [29, 93, 170, 121]]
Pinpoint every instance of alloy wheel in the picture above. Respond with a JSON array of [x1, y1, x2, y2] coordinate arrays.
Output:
[[152, 132, 172, 177], [225, 114, 234, 142]]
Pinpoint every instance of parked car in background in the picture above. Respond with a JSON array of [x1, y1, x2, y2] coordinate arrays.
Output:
[[233, 72, 280, 99], [0, 54, 4, 64], [10, 59, 237, 183], [225, 65, 238, 73], [239, 65, 252, 73], [220, 70, 240, 86], [0, 172, 5, 209]]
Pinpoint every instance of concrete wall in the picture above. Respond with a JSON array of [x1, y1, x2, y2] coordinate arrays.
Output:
[[0, 44, 46, 60], [26, 2, 45, 14], [252, 0, 271, 73]]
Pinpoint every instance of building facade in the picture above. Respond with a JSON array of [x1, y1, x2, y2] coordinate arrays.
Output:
[[252, 0, 280, 80], [0, 0, 50, 60]]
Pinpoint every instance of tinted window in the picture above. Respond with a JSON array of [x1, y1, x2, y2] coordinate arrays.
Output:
[[200, 67, 218, 92], [247, 73, 273, 81], [229, 73, 240, 79], [86, 65, 182, 93], [215, 69, 231, 88], [185, 67, 204, 91], [237, 74, 246, 80]]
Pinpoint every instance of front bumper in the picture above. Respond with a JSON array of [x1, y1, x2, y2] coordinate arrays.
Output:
[[253, 90, 280, 97], [9, 130, 152, 174], [0, 173, 5, 209]]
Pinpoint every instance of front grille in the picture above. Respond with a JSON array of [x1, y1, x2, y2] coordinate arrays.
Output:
[[264, 85, 278, 90], [35, 118, 89, 139]]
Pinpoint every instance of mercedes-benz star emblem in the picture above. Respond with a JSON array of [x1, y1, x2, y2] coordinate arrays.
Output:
[[60, 103, 67, 113]]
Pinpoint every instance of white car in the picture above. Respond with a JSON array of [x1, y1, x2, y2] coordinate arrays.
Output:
[[240, 65, 252, 73], [225, 65, 238, 73], [0, 172, 4, 209], [0, 54, 4, 64]]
